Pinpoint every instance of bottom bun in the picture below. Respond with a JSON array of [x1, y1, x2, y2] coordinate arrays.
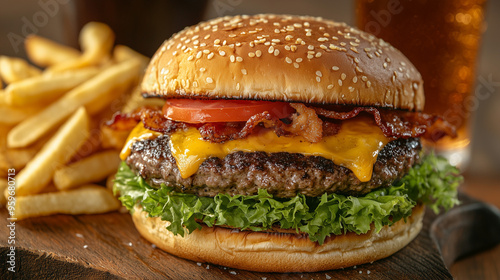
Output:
[[132, 204, 424, 272]]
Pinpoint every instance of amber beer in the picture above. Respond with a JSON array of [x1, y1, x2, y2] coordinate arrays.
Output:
[[355, 0, 487, 167]]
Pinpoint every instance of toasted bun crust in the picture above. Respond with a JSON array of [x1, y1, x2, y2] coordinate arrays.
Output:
[[132, 204, 424, 272], [142, 14, 424, 111]]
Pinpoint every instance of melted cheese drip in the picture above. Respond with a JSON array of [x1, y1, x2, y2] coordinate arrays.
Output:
[[120, 117, 392, 182], [119, 123, 162, 160]]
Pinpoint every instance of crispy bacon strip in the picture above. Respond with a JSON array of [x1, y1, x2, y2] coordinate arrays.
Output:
[[106, 104, 455, 144], [313, 106, 456, 142], [287, 103, 323, 143]]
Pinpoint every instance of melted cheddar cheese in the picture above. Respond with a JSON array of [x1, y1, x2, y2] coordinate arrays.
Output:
[[120, 117, 391, 182]]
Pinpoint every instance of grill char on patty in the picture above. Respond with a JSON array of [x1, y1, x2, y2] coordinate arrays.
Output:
[[125, 136, 421, 198]]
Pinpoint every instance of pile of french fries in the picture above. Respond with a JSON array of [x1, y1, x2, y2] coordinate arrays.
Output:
[[0, 22, 155, 220]]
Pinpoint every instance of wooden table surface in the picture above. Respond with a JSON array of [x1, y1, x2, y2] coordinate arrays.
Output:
[[450, 175, 500, 280]]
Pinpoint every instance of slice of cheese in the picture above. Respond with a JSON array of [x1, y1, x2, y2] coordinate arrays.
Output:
[[121, 116, 391, 182]]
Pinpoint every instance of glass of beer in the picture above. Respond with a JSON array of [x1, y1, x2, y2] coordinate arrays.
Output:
[[355, 0, 488, 169]]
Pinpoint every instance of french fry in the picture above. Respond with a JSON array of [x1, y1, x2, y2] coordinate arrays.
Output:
[[12, 185, 121, 220], [0, 105, 42, 125], [54, 150, 121, 190], [7, 59, 140, 148], [101, 125, 131, 149], [106, 174, 115, 192], [25, 35, 81, 67], [0, 56, 41, 84], [0, 125, 46, 178], [48, 22, 115, 72], [114, 44, 150, 70], [5, 67, 99, 106], [14, 107, 89, 196]]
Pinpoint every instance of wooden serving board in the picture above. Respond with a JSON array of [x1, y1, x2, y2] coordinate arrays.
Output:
[[1, 192, 500, 279]]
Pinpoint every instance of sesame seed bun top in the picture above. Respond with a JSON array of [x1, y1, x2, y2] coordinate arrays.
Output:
[[142, 14, 424, 111]]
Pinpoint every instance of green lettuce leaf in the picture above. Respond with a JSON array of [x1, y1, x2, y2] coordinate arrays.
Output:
[[114, 154, 461, 244]]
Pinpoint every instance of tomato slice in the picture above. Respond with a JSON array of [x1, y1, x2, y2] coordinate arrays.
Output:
[[163, 99, 294, 123]]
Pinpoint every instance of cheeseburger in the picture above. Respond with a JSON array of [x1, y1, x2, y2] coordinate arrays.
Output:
[[112, 14, 461, 272]]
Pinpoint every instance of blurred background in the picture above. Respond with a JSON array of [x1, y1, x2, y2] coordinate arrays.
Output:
[[0, 0, 499, 278]]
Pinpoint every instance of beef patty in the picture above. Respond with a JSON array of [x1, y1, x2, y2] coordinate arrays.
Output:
[[125, 136, 421, 198]]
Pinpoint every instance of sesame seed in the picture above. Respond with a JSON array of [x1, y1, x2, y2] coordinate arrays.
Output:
[[341, 73, 346, 80], [364, 47, 371, 52], [367, 80, 372, 87], [203, 49, 210, 54], [230, 55, 235, 62], [318, 37, 328, 42], [349, 86, 355, 92], [308, 45, 314, 50], [219, 50, 226, 56], [367, 53, 373, 59], [293, 63, 299, 68], [307, 54, 314, 59], [296, 58, 303, 63], [320, 45, 327, 50], [272, 39, 280, 43], [206, 77, 213, 83], [315, 52, 322, 58], [236, 56, 243, 62], [338, 79, 343, 86], [400, 61, 406, 66], [383, 62, 388, 69], [304, 22, 310, 27], [350, 47, 359, 53], [285, 57, 292, 64], [268, 46, 274, 54], [274, 29, 280, 34], [187, 55, 194, 61], [255, 50, 262, 57], [340, 42, 347, 46], [200, 43, 206, 47], [331, 36, 339, 40], [332, 66, 339, 71], [354, 58, 360, 63], [290, 45, 297, 52], [228, 34, 236, 38], [353, 77, 358, 83], [361, 76, 368, 81], [207, 53, 214, 59], [386, 58, 391, 63], [350, 42, 359, 46], [316, 71, 322, 77], [199, 67, 206, 72], [241, 69, 247, 75], [236, 42, 242, 46], [274, 49, 280, 56], [204, 34, 211, 39], [327, 84, 334, 89], [293, 23, 302, 28], [248, 52, 255, 58], [285, 35, 293, 41], [316, 77, 321, 82], [236, 83, 240, 90], [249, 41, 255, 47], [284, 45, 291, 51], [356, 66, 363, 73], [196, 51, 202, 59], [214, 39, 220, 45]]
